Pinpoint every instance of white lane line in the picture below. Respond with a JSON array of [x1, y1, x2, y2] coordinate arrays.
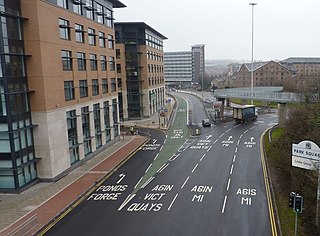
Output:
[[237, 140, 240, 145], [244, 129, 249, 134], [230, 165, 234, 175], [118, 194, 136, 211], [145, 163, 152, 173], [141, 177, 154, 188], [159, 145, 163, 152], [181, 176, 190, 189], [134, 177, 143, 189], [235, 147, 238, 153], [233, 154, 236, 162], [168, 194, 179, 210], [219, 133, 225, 138], [226, 128, 232, 132], [227, 178, 231, 191], [169, 153, 180, 161], [239, 134, 243, 139], [250, 126, 257, 130], [234, 124, 241, 128], [214, 139, 218, 144], [158, 163, 169, 173], [192, 164, 199, 173], [207, 146, 212, 152], [200, 154, 206, 161], [222, 195, 228, 213], [154, 153, 159, 161]]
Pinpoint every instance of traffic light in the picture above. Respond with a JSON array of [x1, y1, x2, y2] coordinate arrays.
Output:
[[289, 192, 295, 208], [294, 195, 303, 213]]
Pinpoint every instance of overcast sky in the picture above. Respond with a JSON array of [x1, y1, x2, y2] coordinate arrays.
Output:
[[114, 0, 320, 61]]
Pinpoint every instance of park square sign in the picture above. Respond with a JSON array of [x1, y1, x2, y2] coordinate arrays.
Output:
[[292, 140, 320, 170]]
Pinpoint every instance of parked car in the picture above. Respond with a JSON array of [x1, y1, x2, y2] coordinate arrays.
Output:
[[202, 119, 211, 127]]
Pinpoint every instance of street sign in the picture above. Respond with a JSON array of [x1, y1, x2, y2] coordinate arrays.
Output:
[[292, 140, 320, 170]]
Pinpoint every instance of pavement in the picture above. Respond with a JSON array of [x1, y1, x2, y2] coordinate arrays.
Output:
[[0, 97, 175, 236]]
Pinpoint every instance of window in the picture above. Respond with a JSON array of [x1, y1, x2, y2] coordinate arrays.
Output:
[[109, 56, 115, 71], [102, 78, 108, 94], [57, 0, 68, 8], [111, 78, 116, 92], [96, 3, 104, 24], [81, 106, 91, 156], [112, 99, 119, 137], [85, 0, 94, 20], [59, 18, 70, 40], [92, 79, 99, 96], [104, 101, 111, 142], [79, 80, 88, 98], [73, 1, 82, 15], [108, 35, 114, 49], [67, 110, 79, 164], [77, 52, 86, 71], [100, 55, 107, 71], [64, 81, 75, 101], [116, 64, 121, 73], [88, 28, 96, 45], [99, 32, 105, 47], [90, 54, 97, 71], [105, 8, 113, 28], [61, 50, 72, 71], [93, 103, 102, 148], [116, 49, 120, 59], [75, 24, 84, 43]]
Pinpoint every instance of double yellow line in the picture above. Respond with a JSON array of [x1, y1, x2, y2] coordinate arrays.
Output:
[[260, 129, 278, 236]]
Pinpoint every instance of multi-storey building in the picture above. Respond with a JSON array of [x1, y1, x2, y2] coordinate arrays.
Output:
[[115, 22, 167, 119], [163, 51, 192, 87], [236, 61, 291, 87], [280, 57, 320, 78], [192, 44, 205, 86], [0, 0, 126, 192]]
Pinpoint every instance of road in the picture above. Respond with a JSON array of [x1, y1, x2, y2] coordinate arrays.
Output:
[[43, 93, 278, 236]]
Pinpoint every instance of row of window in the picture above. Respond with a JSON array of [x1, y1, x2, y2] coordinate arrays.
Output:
[[147, 51, 163, 62], [145, 33, 163, 51], [148, 64, 164, 74], [57, 0, 114, 28], [59, 18, 114, 48], [64, 78, 117, 101], [148, 77, 164, 86], [61, 50, 115, 71]]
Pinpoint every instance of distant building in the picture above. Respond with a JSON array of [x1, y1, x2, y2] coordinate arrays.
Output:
[[236, 61, 291, 87], [164, 51, 193, 87], [280, 57, 320, 78], [115, 22, 167, 119], [192, 44, 205, 86]]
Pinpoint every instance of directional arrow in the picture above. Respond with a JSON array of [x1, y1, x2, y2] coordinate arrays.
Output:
[[152, 139, 157, 144], [227, 136, 233, 141], [206, 135, 212, 140], [250, 137, 255, 142], [116, 173, 125, 184]]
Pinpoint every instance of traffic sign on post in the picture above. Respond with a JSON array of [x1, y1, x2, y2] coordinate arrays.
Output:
[[294, 195, 303, 213], [289, 192, 296, 208]]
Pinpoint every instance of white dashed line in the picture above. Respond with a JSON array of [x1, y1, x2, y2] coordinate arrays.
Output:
[[222, 196, 228, 213], [181, 176, 190, 189], [192, 164, 199, 173], [200, 154, 206, 161], [227, 178, 231, 191], [207, 146, 212, 152], [233, 154, 236, 162], [168, 194, 179, 211], [230, 165, 234, 175]]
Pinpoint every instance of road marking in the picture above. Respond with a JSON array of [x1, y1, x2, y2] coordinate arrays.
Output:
[[227, 178, 231, 191], [134, 177, 143, 189], [237, 140, 240, 145], [239, 134, 243, 139], [234, 124, 241, 128], [214, 139, 218, 144], [235, 147, 238, 153], [192, 164, 199, 173], [141, 177, 154, 188], [159, 145, 163, 152], [244, 129, 249, 134], [158, 163, 169, 173], [250, 126, 257, 130], [154, 153, 159, 161], [145, 163, 152, 173], [116, 173, 126, 184], [168, 194, 179, 210], [118, 194, 136, 211], [222, 195, 228, 213], [207, 146, 212, 152], [169, 153, 180, 161], [233, 154, 236, 162], [200, 154, 206, 161], [219, 133, 224, 138], [230, 165, 234, 175], [226, 128, 232, 132], [181, 176, 190, 189]]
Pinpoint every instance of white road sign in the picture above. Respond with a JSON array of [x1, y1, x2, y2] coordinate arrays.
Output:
[[292, 140, 320, 170]]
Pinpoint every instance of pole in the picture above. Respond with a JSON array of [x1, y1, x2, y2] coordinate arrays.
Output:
[[295, 212, 298, 236], [250, 3, 256, 105], [317, 166, 320, 225]]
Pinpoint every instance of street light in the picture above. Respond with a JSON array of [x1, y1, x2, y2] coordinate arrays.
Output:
[[250, 2, 257, 105]]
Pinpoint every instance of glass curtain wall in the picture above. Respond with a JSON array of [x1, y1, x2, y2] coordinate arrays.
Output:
[[0, 0, 38, 191]]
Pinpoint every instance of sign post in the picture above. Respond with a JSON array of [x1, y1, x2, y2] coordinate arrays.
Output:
[[291, 140, 320, 225]]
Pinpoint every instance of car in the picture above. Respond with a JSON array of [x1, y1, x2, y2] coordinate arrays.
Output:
[[202, 119, 211, 127]]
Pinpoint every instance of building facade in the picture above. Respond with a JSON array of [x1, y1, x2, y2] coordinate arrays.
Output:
[[163, 51, 192, 87], [0, 0, 126, 192], [280, 57, 320, 78], [191, 44, 205, 86], [236, 61, 291, 87], [115, 22, 167, 119]]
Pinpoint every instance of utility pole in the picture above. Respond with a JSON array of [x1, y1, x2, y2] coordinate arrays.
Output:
[[249, 3, 257, 105]]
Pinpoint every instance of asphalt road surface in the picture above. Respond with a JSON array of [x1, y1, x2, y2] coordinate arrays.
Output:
[[43, 94, 278, 236]]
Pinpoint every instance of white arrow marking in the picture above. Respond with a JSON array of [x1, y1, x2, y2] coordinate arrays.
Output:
[[116, 173, 125, 184], [227, 136, 233, 141], [206, 135, 212, 140], [153, 139, 157, 144], [250, 137, 255, 142], [118, 194, 136, 211]]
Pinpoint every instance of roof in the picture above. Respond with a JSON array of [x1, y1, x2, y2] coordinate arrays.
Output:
[[108, 0, 126, 8], [114, 22, 167, 39], [243, 60, 288, 72], [281, 57, 320, 64]]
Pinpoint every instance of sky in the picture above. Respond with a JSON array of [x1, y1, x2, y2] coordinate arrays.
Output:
[[114, 0, 320, 61]]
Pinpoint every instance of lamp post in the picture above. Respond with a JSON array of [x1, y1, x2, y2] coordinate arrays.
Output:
[[249, 3, 257, 105]]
